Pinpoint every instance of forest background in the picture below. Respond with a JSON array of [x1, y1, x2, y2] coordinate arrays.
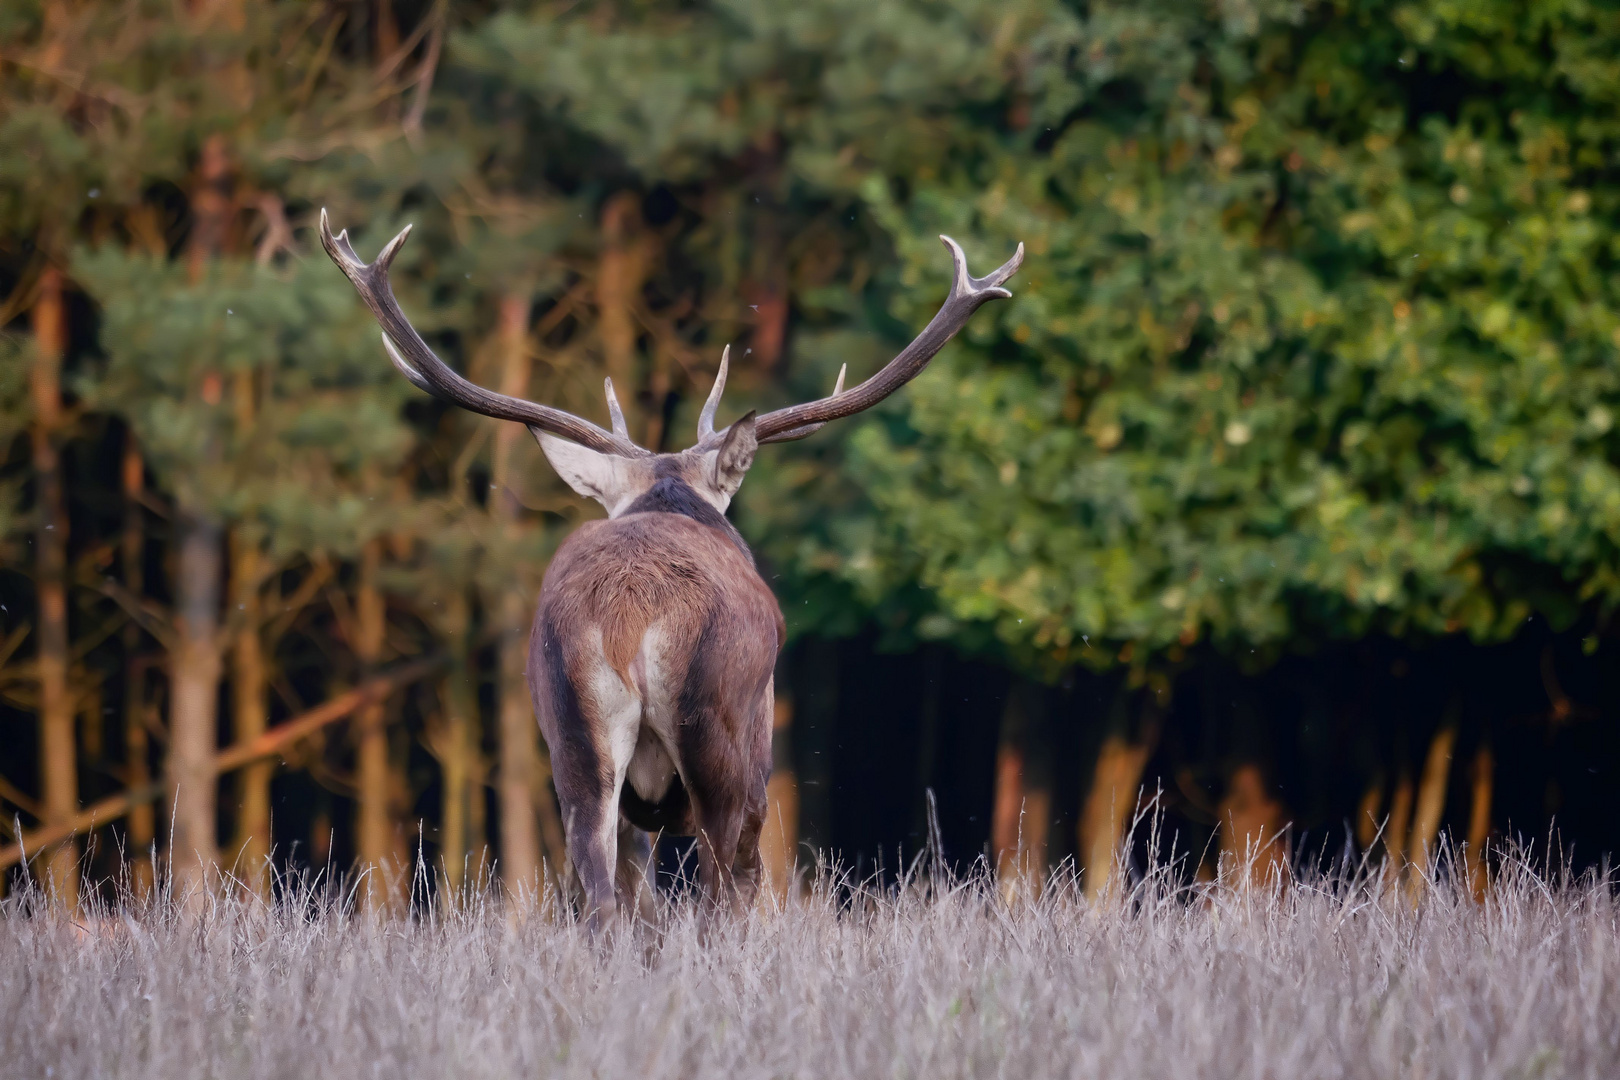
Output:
[[3, 0, 1620, 908]]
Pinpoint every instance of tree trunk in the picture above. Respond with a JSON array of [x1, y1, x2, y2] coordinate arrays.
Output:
[[759, 691, 799, 900], [122, 436, 155, 897], [530, 752, 568, 893], [1217, 763, 1288, 889], [990, 741, 1024, 872], [186, 135, 233, 281], [1384, 772, 1414, 869], [170, 514, 223, 901], [495, 619, 542, 896], [597, 192, 646, 431], [744, 203, 788, 369], [433, 591, 483, 894], [1077, 733, 1154, 902], [228, 533, 270, 894], [374, 0, 399, 60], [31, 263, 76, 907], [167, 127, 234, 906], [1406, 723, 1456, 904], [78, 685, 104, 762], [354, 539, 404, 911], [991, 680, 1051, 898], [489, 293, 545, 900], [1464, 742, 1493, 902], [1354, 776, 1384, 854]]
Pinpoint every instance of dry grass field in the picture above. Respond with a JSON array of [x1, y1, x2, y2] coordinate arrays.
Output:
[[3, 848, 1617, 1079]]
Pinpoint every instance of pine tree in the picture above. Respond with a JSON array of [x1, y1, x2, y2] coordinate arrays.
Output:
[[3, 0, 432, 893]]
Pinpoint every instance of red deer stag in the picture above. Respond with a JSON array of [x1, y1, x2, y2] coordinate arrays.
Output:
[[320, 210, 1023, 929]]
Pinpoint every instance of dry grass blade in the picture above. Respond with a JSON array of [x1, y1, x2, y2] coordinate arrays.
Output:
[[1, 845, 1615, 1079]]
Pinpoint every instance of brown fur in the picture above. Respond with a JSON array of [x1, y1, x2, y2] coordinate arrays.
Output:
[[529, 502, 783, 931]]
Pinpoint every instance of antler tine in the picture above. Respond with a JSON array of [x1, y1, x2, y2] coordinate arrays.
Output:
[[697, 345, 730, 439], [752, 235, 1023, 445], [318, 208, 364, 270], [756, 365, 848, 443], [373, 222, 413, 273], [941, 235, 1024, 296], [318, 209, 648, 457], [604, 377, 630, 439], [380, 333, 436, 395]]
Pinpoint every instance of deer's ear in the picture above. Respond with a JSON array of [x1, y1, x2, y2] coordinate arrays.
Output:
[[708, 411, 757, 501], [537, 432, 640, 513]]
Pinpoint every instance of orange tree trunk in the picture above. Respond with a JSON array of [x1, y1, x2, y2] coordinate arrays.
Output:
[[1217, 764, 1288, 889], [354, 539, 406, 911], [489, 293, 545, 899], [759, 692, 799, 900], [991, 681, 1051, 896], [228, 533, 270, 894], [1464, 743, 1493, 901], [121, 436, 155, 896], [596, 193, 647, 434], [1384, 771, 1414, 870], [169, 515, 223, 898], [1078, 733, 1155, 902], [30, 263, 77, 907], [432, 591, 484, 893], [1406, 723, 1457, 904]]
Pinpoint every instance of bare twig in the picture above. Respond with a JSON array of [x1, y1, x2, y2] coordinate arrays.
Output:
[[0, 254, 45, 330], [369, 2, 438, 84], [263, 557, 335, 645], [0, 622, 32, 672], [294, 9, 346, 107], [90, 576, 175, 651], [69, 612, 130, 664], [253, 194, 296, 266], [402, 2, 445, 143], [0, 771, 40, 821]]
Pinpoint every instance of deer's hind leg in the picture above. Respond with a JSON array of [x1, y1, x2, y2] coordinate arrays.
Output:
[[731, 794, 768, 911], [675, 669, 776, 922], [689, 792, 746, 921], [684, 741, 767, 920], [532, 621, 642, 935], [730, 681, 776, 910], [546, 739, 618, 933]]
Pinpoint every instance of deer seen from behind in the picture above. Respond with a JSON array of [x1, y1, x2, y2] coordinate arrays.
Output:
[[321, 210, 1022, 931]]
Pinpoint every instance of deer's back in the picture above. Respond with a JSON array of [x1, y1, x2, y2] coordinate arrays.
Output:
[[532, 511, 782, 730]]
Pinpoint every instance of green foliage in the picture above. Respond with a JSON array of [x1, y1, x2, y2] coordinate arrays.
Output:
[[76, 251, 418, 556], [481, 0, 1620, 673], [835, 0, 1620, 670]]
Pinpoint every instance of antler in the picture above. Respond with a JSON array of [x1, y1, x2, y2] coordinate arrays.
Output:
[[319, 209, 649, 457], [697, 345, 731, 440], [704, 235, 1023, 446]]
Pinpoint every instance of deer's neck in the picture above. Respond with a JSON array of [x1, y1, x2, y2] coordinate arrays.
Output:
[[622, 477, 753, 563]]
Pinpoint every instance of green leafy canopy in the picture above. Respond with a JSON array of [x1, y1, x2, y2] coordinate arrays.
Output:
[[470, 0, 1620, 674]]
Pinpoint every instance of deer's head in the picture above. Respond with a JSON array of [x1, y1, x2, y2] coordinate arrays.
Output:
[[532, 346, 766, 518], [319, 209, 1022, 517]]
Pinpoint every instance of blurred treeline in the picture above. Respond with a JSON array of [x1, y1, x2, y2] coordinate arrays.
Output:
[[4, 0, 1620, 906]]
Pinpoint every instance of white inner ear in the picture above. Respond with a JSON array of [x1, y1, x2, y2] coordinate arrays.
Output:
[[537, 433, 644, 516], [698, 447, 751, 510]]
